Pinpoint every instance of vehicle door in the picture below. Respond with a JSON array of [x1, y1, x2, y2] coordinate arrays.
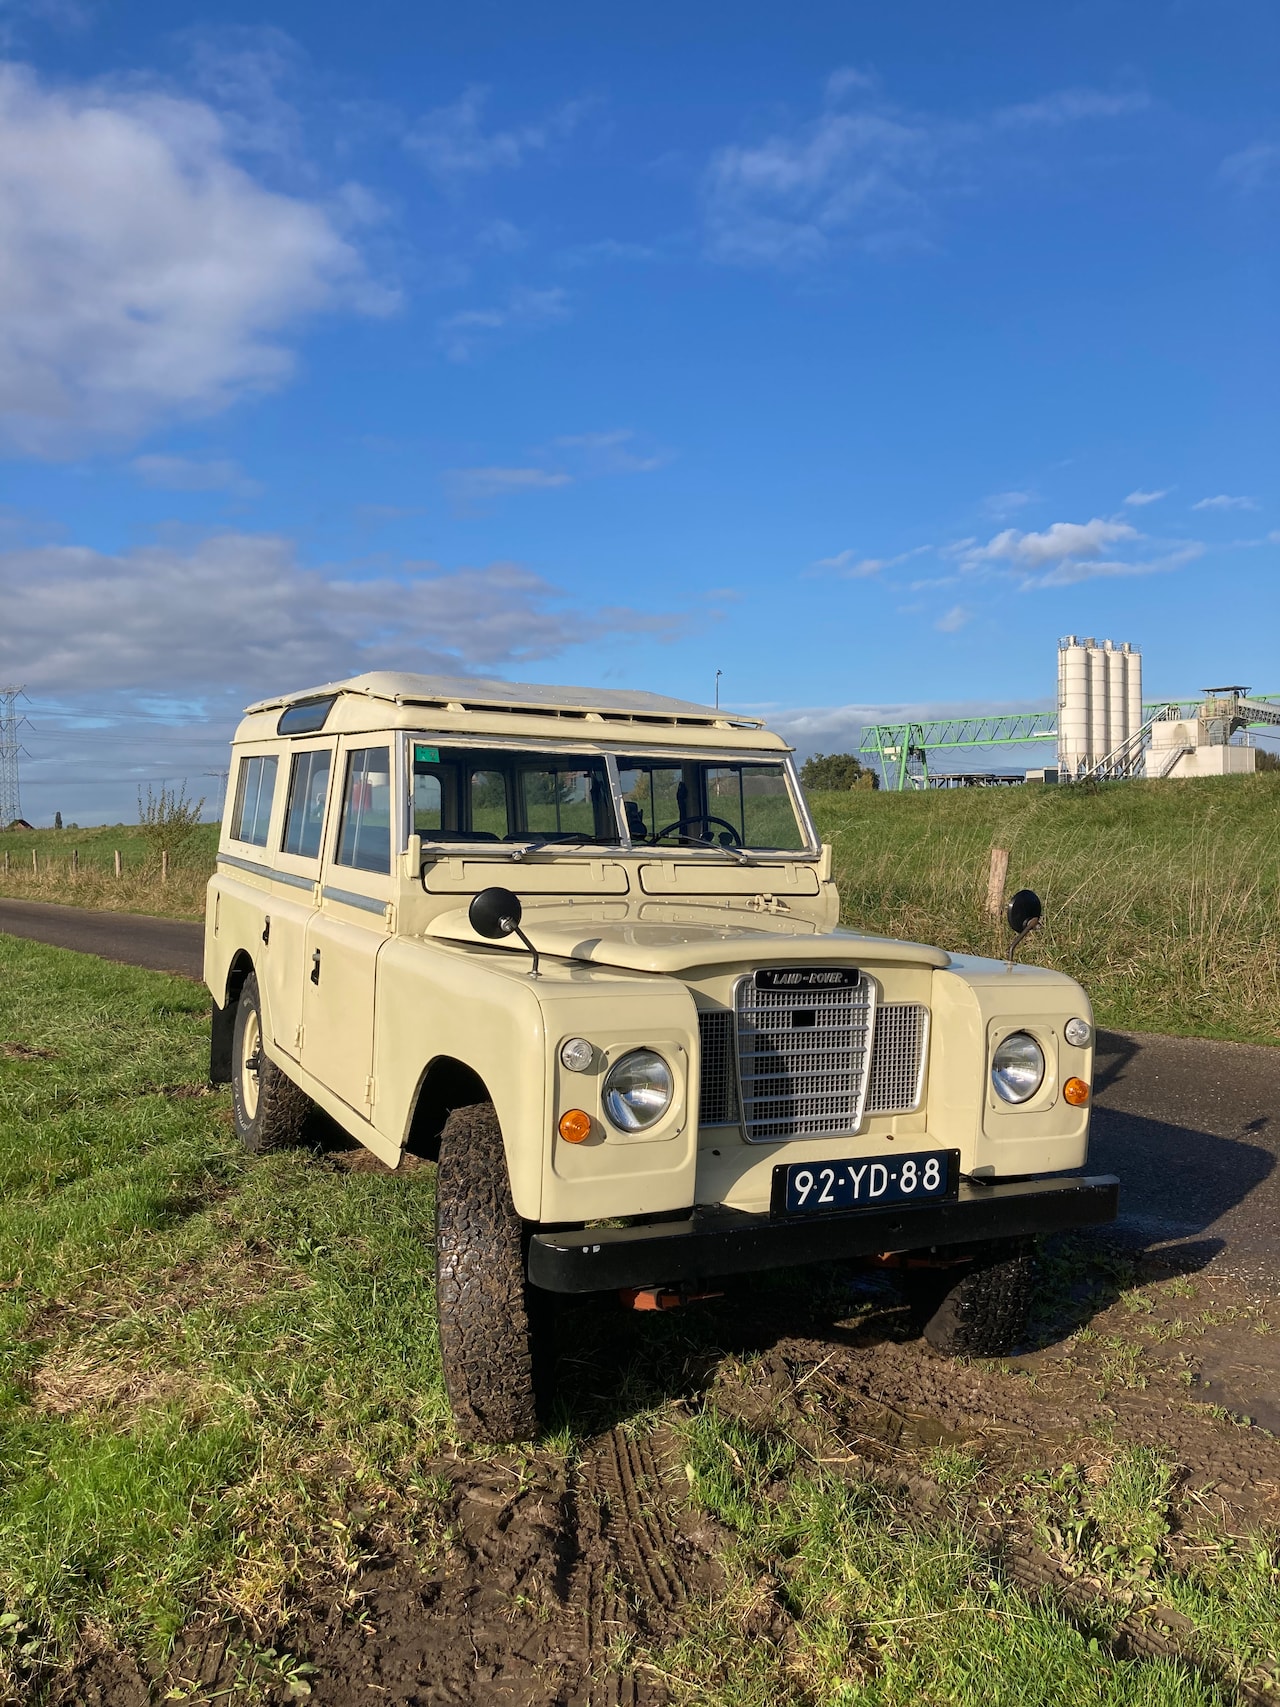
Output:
[[301, 739, 396, 1116], [262, 742, 334, 1062]]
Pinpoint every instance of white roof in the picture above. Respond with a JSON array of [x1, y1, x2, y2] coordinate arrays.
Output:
[[246, 671, 763, 727]]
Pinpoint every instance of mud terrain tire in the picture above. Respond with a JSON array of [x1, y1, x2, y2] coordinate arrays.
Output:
[[919, 1242, 1035, 1358], [231, 972, 311, 1155], [435, 1101, 544, 1442]]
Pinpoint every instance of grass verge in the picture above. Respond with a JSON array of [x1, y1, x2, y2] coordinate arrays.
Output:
[[0, 934, 450, 1693]]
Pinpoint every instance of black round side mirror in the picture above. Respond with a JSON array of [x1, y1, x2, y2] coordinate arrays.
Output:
[[469, 886, 523, 939], [1006, 889, 1043, 935]]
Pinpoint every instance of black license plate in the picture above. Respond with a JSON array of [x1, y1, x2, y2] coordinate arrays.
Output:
[[773, 1149, 958, 1216]]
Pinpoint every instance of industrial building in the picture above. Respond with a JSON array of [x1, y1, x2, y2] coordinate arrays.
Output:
[[860, 640, 1280, 789]]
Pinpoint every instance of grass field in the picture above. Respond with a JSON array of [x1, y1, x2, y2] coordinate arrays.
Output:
[[1, 936, 1278, 1703], [2, 772, 1279, 1041]]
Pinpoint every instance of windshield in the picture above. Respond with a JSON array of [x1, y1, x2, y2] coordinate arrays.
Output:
[[410, 742, 808, 853], [413, 744, 617, 845], [616, 756, 806, 852]]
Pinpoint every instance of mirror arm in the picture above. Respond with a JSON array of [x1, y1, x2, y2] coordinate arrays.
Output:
[[511, 924, 541, 978], [1007, 917, 1042, 970]]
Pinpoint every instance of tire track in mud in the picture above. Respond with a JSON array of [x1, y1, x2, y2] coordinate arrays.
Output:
[[711, 1343, 1280, 1707]]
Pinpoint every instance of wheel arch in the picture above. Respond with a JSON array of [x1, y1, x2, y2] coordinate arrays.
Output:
[[404, 1054, 491, 1164], [210, 949, 256, 1086]]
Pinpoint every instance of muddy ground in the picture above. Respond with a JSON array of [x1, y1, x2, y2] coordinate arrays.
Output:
[[46, 1236, 1280, 1707]]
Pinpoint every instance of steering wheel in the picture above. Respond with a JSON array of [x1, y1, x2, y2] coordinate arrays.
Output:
[[653, 814, 744, 847]]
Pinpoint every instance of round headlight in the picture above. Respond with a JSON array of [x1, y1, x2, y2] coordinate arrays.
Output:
[[602, 1049, 673, 1131], [1064, 1017, 1092, 1049], [991, 1032, 1045, 1104], [560, 1037, 594, 1073]]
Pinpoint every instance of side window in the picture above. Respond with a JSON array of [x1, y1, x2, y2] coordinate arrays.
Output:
[[231, 754, 277, 848], [281, 748, 332, 859], [335, 747, 392, 874]]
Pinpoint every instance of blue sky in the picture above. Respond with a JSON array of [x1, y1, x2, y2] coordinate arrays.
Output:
[[1, 0, 1277, 819]]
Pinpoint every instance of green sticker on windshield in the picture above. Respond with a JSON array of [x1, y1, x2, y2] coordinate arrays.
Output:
[[414, 745, 440, 765]]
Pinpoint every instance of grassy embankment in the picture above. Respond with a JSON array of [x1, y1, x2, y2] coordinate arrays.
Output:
[[819, 773, 1280, 1046], [2, 773, 1279, 1041], [1, 934, 1278, 1702], [0, 823, 219, 922]]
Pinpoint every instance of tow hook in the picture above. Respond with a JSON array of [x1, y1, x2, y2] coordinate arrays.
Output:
[[619, 1285, 724, 1311]]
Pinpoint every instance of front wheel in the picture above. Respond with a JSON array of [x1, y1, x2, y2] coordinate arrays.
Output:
[[231, 973, 310, 1155], [434, 1101, 546, 1442], [918, 1242, 1035, 1358]]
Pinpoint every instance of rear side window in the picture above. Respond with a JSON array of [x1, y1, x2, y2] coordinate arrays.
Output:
[[231, 755, 277, 847], [335, 746, 391, 874], [281, 749, 332, 859]]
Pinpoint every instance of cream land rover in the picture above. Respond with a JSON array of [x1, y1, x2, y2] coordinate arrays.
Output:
[[205, 671, 1118, 1442]]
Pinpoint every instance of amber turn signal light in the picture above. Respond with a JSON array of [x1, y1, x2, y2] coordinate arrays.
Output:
[[1063, 1077, 1090, 1106], [558, 1109, 592, 1143]]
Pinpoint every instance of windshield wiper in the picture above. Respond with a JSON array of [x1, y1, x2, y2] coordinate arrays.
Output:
[[509, 833, 610, 861]]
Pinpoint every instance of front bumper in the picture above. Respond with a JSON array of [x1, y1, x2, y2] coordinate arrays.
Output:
[[527, 1173, 1119, 1294]]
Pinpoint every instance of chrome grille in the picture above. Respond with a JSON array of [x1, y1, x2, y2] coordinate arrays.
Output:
[[734, 972, 876, 1142], [697, 1009, 739, 1125], [865, 1003, 929, 1114], [698, 993, 929, 1134]]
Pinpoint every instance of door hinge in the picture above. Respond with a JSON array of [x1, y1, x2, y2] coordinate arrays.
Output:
[[294, 1023, 304, 1050], [363, 1075, 375, 1108]]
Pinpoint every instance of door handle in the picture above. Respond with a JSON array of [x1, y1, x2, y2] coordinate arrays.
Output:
[[310, 948, 321, 985], [261, 916, 270, 946]]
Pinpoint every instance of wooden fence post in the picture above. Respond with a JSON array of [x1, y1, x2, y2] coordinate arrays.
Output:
[[31, 847, 38, 875], [986, 847, 1010, 918], [3, 849, 8, 874], [72, 847, 79, 875], [114, 849, 122, 880], [161, 849, 169, 883]]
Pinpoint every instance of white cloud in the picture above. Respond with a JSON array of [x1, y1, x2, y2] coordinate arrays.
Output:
[[404, 85, 586, 184], [0, 59, 393, 454], [553, 428, 668, 474], [703, 74, 1149, 268], [812, 544, 929, 578], [815, 550, 889, 578], [934, 604, 971, 633], [955, 516, 1202, 589], [0, 531, 692, 702], [131, 454, 262, 496], [445, 466, 573, 502], [1220, 140, 1280, 195], [961, 517, 1138, 570], [992, 87, 1148, 128], [1123, 487, 1169, 506], [983, 489, 1036, 518], [704, 90, 933, 266], [1192, 493, 1259, 511], [438, 286, 569, 360]]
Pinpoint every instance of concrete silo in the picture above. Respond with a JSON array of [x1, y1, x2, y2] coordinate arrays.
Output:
[[1057, 636, 1143, 776]]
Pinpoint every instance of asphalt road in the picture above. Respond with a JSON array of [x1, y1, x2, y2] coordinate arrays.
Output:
[[1, 898, 1277, 1287], [0, 896, 204, 979]]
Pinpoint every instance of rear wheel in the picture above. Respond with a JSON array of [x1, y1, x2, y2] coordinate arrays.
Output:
[[231, 973, 310, 1155], [918, 1242, 1035, 1358], [434, 1101, 546, 1442]]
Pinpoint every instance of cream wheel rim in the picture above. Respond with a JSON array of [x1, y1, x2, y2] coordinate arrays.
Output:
[[239, 1006, 261, 1123]]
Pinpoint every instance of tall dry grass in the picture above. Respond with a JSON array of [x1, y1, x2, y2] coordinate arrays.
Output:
[[820, 774, 1280, 1044], [0, 852, 209, 921]]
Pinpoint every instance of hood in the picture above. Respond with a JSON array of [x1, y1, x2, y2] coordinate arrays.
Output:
[[426, 908, 949, 974]]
